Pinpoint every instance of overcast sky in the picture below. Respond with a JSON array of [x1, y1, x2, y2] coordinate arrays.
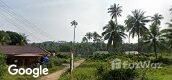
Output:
[[0, 0, 171, 43]]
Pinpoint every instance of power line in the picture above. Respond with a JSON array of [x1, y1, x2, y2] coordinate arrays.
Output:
[[0, 9, 42, 41], [0, 0, 55, 42]]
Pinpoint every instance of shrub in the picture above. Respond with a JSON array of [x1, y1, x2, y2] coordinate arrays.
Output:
[[90, 53, 111, 61], [56, 54, 70, 59], [47, 57, 67, 68], [151, 57, 172, 65], [99, 69, 138, 80], [0, 52, 6, 80]]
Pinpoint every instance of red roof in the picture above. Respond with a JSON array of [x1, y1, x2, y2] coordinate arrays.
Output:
[[0, 45, 47, 56]]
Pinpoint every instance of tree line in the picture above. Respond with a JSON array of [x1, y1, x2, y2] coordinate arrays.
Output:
[[0, 30, 27, 45], [99, 3, 172, 58]]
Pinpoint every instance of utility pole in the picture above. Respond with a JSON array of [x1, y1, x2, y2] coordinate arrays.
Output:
[[70, 20, 78, 72]]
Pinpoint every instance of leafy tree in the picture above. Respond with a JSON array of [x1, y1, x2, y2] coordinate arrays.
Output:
[[125, 9, 149, 53], [6, 31, 28, 45], [92, 32, 101, 43], [85, 32, 93, 42], [0, 31, 11, 45], [82, 37, 88, 43], [102, 20, 126, 50]]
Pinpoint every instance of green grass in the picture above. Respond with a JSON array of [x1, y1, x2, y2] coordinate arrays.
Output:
[[59, 53, 172, 80], [59, 61, 109, 80], [144, 54, 172, 80], [48, 65, 64, 73]]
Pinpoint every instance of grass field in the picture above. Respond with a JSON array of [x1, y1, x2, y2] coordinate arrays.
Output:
[[59, 53, 172, 80], [59, 61, 109, 80]]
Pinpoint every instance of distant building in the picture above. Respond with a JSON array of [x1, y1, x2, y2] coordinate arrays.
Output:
[[0, 45, 49, 67], [57, 52, 71, 56], [125, 51, 138, 54], [93, 51, 109, 55]]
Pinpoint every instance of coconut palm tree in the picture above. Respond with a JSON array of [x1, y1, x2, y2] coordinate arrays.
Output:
[[125, 9, 149, 53], [108, 3, 122, 25], [102, 20, 127, 50], [143, 14, 165, 59], [151, 13, 163, 25], [85, 32, 93, 42], [143, 24, 164, 59], [161, 8, 172, 51], [161, 20, 172, 50]]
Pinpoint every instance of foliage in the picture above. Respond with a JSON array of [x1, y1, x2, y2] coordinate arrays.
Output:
[[90, 53, 111, 61], [125, 9, 149, 53], [56, 54, 70, 59], [85, 32, 93, 42], [0, 52, 6, 80], [108, 3, 122, 24], [47, 56, 65, 68], [6, 31, 28, 45], [102, 20, 126, 51], [151, 56, 172, 65], [143, 13, 164, 59], [82, 37, 88, 43], [0, 31, 27, 45], [98, 69, 137, 80], [59, 61, 108, 80], [0, 31, 11, 45]]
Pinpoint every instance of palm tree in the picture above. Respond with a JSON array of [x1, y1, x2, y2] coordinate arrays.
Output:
[[151, 13, 163, 25], [85, 32, 93, 42], [71, 20, 78, 43], [161, 20, 172, 50], [143, 23, 163, 59], [125, 9, 149, 53], [70, 20, 78, 72], [102, 20, 127, 50], [161, 8, 172, 51], [108, 3, 122, 25]]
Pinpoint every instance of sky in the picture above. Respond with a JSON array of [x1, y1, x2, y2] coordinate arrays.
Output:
[[0, 0, 171, 43]]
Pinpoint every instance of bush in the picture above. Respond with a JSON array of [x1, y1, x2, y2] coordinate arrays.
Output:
[[47, 56, 68, 68], [0, 52, 6, 80], [99, 69, 137, 80], [151, 57, 172, 65], [90, 53, 111, 61], [56, 54, 70, 59]]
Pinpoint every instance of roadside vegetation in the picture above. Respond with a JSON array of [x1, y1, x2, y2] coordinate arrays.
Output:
[[59, 3, 172, 80], [0, 2, 172, 80]]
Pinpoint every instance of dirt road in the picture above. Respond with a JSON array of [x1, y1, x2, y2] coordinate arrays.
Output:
[[40, 59, 85, 80]]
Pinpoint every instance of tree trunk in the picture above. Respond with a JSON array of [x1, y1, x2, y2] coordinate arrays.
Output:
[[70, 25, 76, 72], [138, 33, 140, 54], [153, 39, 157, 59], [115, 16, 118, 25]]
